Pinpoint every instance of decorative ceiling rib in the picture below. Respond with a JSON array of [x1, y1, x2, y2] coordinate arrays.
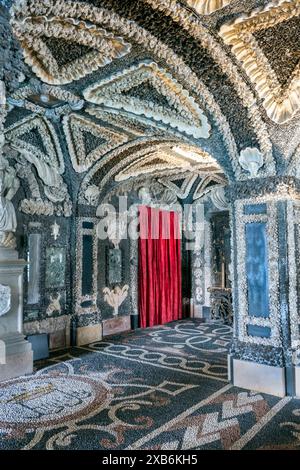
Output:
[[11, 12, 132, 85], [5, 114, 64, 173], [219, 0, 300, 124], [63, 113, 129, 173], [83, 60, 211, 139]]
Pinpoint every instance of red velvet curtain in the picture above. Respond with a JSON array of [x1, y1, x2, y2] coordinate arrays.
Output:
[[139, 205, 182, 328]]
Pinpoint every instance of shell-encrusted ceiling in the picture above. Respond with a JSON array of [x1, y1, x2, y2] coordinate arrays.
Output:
[[219, 0, 300, 124], [83, 61, 211, 139], [10, 12, 132, 85], [63, 113, 129, 173], [114, 144, 220, 181], [5, 114, 64, 172], [1, 0, 300, 199]]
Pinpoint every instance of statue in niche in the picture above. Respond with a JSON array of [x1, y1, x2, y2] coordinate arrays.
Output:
[[0, 152, 20, 249]]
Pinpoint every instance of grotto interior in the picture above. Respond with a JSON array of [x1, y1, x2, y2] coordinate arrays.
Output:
[[1, 1, 300, 451]]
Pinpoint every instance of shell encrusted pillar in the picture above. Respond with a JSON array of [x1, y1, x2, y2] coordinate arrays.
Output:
[[227, 177, 300, 397]]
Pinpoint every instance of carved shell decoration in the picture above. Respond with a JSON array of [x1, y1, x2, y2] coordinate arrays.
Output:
[[186, 0, 232, 15], [209, 186, 228, 210], [103, 285, 129, 316], [239, 148, 264, 178], [84, 185, 100, 206]]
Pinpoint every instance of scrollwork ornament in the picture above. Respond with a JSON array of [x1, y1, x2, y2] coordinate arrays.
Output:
[[0, 284, 11, 317]]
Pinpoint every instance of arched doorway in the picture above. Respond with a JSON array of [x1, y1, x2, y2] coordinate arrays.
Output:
[[76, 141, 231, 337]]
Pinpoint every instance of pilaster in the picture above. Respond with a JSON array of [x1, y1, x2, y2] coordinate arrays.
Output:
[[227, 177, 300, 397], [0, 248, 33, 381]]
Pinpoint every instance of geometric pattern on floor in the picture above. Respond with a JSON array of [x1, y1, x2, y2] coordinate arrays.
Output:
[[0, 320, 300, 450]]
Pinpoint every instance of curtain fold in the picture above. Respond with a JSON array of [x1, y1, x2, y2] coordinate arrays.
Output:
[[139, 206, 182, 328]]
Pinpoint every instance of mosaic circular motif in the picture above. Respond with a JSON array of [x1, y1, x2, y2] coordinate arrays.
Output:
[[0, 375, 109, 433]]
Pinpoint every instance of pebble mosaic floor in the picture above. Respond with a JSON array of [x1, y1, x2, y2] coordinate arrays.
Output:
[[1, 320, 300, 450]]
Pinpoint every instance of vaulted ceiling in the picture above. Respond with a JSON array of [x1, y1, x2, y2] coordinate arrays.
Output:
[[1, 0, 300, 210]]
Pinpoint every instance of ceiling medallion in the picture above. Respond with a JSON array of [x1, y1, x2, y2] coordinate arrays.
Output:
[[83, 61, 211, 139], [63, 114, 129, 173], [219, 0, 300, 124], [10, 13, 131, 85], [186, 0, 232, 15]]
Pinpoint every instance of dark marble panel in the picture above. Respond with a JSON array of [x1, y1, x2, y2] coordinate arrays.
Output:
[[82, 234, 94, 296], [108, 248, 122, 285]]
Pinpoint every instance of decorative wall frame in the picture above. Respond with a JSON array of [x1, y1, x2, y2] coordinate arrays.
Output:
[[11, 11, 131, 85], [63, 113, 129, 173], [219, 0, 300, 124], [288, 200, 300, 350], [45, 247, 66, 289], [27, 233, 41, 305], [75, 218, 99, 316], [234, 197, 281, 347], [108, 249, 123, 285], [5, 114, 64, 172], [84, 60, 211, 139]]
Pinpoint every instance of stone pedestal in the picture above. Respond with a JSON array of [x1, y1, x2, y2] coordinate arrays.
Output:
[[0, 247, 33, 382]]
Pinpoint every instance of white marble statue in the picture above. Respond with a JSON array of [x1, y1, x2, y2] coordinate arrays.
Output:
[[0, 155, 19, 249]]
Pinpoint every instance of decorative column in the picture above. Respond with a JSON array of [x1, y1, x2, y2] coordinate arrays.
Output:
[[228, 177, 300, 397], [0, 247, 32, 381], [0, 80, 33, 381]]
